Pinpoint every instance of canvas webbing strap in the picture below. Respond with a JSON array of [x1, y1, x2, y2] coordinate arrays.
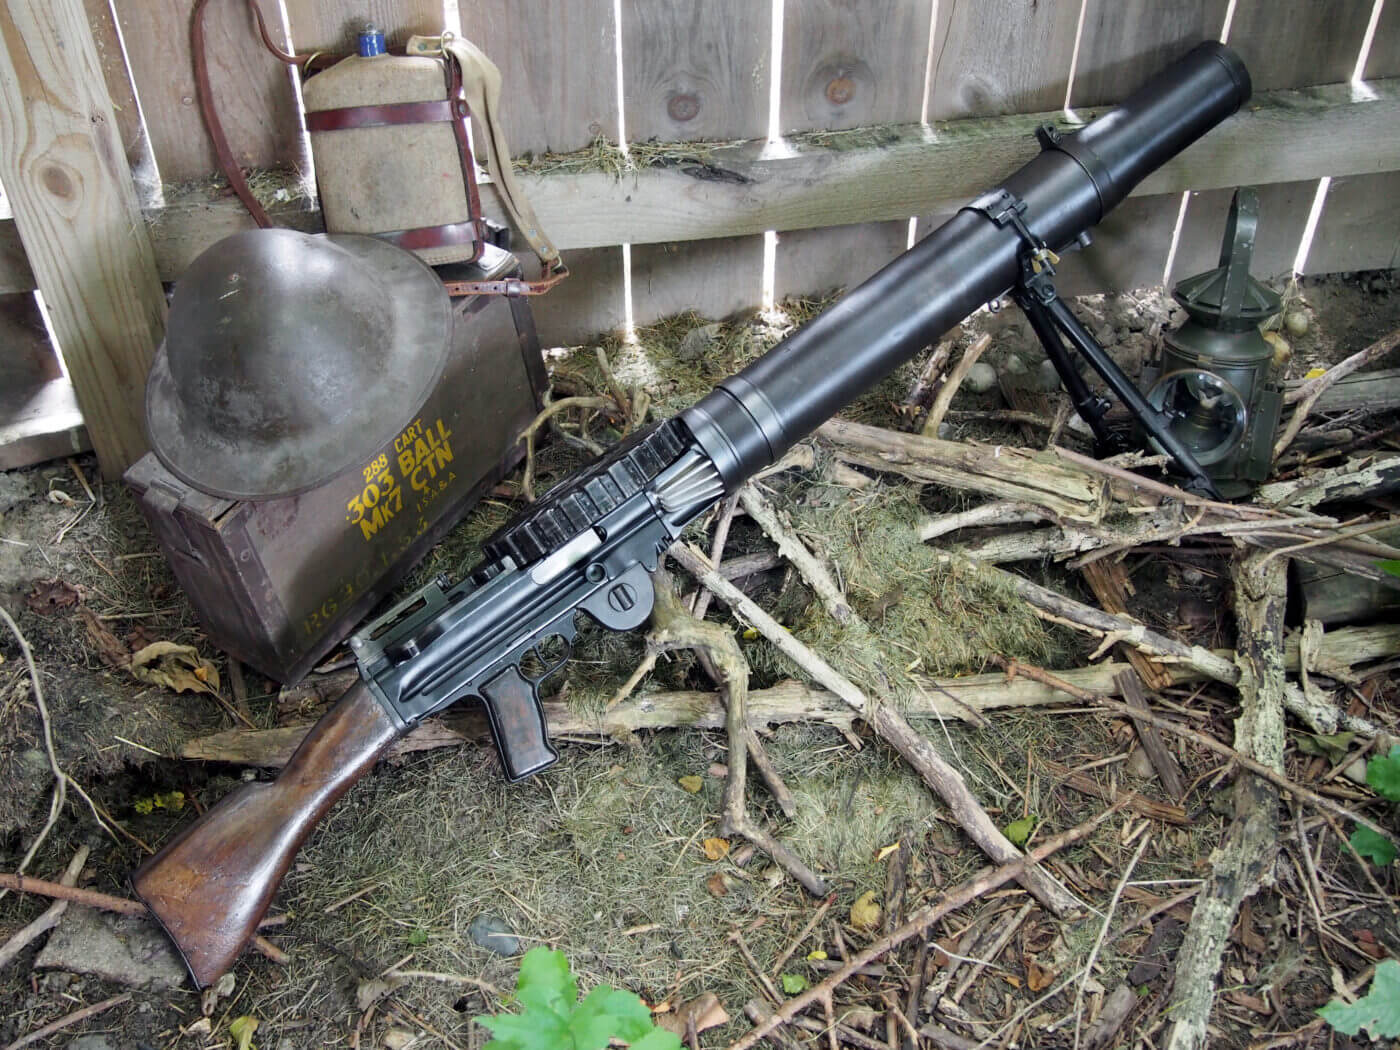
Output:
[[407, 33, 566, 291]]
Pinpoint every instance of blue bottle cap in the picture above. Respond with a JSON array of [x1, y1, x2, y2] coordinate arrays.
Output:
[[358, 25, 386, 57]]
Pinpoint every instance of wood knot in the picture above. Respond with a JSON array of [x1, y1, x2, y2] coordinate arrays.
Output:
[[41, 164, 76, 201], [667, 92, 701, 122], [825, 76, 856, 105]]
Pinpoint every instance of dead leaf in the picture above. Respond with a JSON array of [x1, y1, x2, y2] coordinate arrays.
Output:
[[929, 934, 960, 968], [1224, 990, 1272, 1015], [678, 775, 703, 794], [129, 641, 221, 695], [1353, 929, 1388, 960], [849, 891, 881, 931], [875, 841, 901, 862], [707, 763, 728, 778], [701, 837, 730, 861], [79, 608, 129, 669], [356, 975, 405, 1013], [25, 579, 80, 615], [705, 872, 730, 897], [1025, 955, 1057, 993], [655, 993, 729, 1037], [1003, 974, 1022, 988], [382, 1028, 417, 1050]]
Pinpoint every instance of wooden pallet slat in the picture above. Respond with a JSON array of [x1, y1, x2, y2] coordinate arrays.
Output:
[[0, 0, 167, 476], [283, 0, 442, 55], [622, 0, 769, 326]]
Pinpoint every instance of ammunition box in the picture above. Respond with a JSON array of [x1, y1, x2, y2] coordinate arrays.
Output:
[[126, 252, 545, 684]]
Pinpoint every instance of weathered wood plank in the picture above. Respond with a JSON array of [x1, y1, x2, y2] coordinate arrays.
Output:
[[780, 0, 932, 134], [111, 0, 300, 181], [0, 79, 1394, 295], [776, 0, 930, 307], [1365, 0, 1400, 80], [1070, 1, 1226, 110], [1303, 171, 1400, 274], [81, 0, 147, 175], [926, 0, 1078, 121], [463, 0, 617, 157], [0, 376, 89, 470], [1228, 0, 1375, 91], [1062, 0, 1230, 291], [0, 292, 60, 385], [283, 0, 441, 54], [0, 0, 166, 475], [622, 0, 769, 325], [1169, 181, 1315, 284], [774, 221, 909, 302], [462, 0, 624, 344]]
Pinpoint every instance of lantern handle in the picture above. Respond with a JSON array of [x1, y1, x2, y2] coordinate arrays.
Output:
[[1218, 187, 1259, 319]]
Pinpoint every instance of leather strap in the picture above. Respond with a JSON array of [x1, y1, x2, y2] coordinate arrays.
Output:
[[442, 263, 570, 298], [305, 98, 458, 131], [377, 221, 484, 253]]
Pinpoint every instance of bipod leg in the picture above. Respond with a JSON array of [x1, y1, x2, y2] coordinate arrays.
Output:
[[1039, 294, 1222, 499], [1015, 291, 1116, 454]]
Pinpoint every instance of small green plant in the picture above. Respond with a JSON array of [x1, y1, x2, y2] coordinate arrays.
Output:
[[1346, 746, 1400, 866], [1320, 959, 1400, 1040], [474, 947, 681, 1050]]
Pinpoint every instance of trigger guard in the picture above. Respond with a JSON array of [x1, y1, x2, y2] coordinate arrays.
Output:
[[579, 563, 654, 631]]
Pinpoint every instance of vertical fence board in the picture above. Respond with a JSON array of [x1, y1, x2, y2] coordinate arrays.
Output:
[[1070, 0, 1223, 109], [779, 0, 931, 134], [0, 291, 90, 469], [463, 0, 616, 157], [82, 0, 147, 172], [1303, 173, 1400, 274], [1227, 0, 1375, 90], [462, 0, 623, 344], [1062, 0, 1230, 292], [775, 0, 930, 304], [1169, 183, 1314, 285], [1365, 1, 1400, 80], [283, 0, 441, 54], [112, 0, 300, 182], [0, 0, 167, 475], [623, 0, 768, 325], [926, 0, 1077, 121]]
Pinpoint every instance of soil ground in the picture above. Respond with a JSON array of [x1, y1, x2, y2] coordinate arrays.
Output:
[[0, 270, 1397, 1049]]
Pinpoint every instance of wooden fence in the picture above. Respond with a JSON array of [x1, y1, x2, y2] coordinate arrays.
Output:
[[1, 0, 1398, 476]]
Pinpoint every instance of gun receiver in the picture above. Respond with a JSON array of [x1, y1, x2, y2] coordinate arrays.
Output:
[[134, 42, 1252, 987]]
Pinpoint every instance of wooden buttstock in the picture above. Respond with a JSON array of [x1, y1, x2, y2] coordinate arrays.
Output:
[[132, 680, 400, 988]]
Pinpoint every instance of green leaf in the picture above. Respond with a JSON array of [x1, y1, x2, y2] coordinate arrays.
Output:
[[1349, 825, 1397, 867], [406, 927, 428, 946], [1319, 959, 1400, 1038], [1377, 559, 1400, 578], [1295, 731, 1355, 764], [568, 985, 654, 1050], [780, 973, 809, 994], [1366, 745, 1400, 803], [1003, 814, 1036, 847], [477, 1007, 571, 1050], [628, 1030, 684, 1050], [515, 947, 578, 1015]]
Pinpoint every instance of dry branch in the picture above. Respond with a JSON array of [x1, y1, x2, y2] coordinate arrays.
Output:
[[1165, 551, 1288, 1050], [817, 418, 1105, 522], [969, 559, 1383, 737], [737, 485, 851, 623], [725, 803, 1123, 1050], [921, 334, 992, 437], [668, 542, 1084, 918], [1274, 327, 1400, 458], [0, 846, 87, 971], [1116, 670, 1187, 801], [1255, 452, 1400, 510]]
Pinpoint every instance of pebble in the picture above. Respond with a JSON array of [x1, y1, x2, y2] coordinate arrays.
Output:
[[468, 913, 520, 956], [1181, 567, 1206, 586], [1000, 353, 1027, 377], [66, 1038, 116, 1050], [964, 360, 998, 394], [1283, 310, 1309, 337], [1036, 358, 1062, 391], [676, 322, 723, 362], [1125, 746, 1155, 779]]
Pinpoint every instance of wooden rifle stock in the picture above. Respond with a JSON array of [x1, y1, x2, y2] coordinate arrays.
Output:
[[132, 681, 400, 987]]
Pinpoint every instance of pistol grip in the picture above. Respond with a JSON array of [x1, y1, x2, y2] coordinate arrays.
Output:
[[479, 666, 558, 781]]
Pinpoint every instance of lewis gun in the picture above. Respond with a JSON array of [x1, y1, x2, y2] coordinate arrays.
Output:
[[133, 42, 1253, 987]]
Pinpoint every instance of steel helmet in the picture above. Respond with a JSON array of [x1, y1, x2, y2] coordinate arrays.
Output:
[[145, 228, 452, 500]]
